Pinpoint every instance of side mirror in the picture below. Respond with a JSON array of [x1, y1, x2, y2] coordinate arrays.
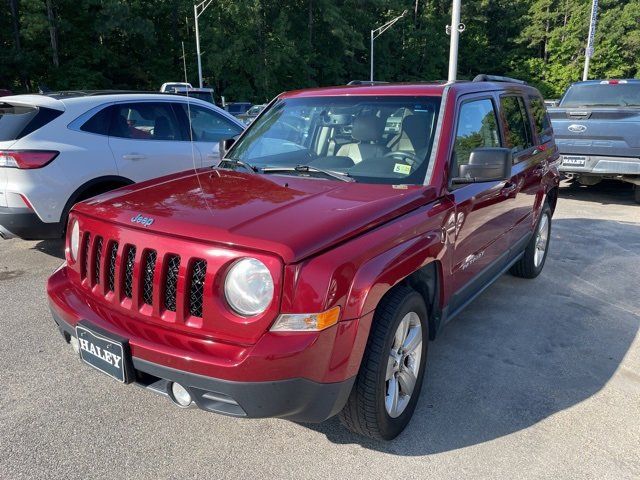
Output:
[[452, 147, 512, 184], [219, 138, 236, 158]]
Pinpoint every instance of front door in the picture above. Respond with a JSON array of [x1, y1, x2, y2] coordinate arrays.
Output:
[[446, 95, 517, 313], [107, 101, 199, 182]]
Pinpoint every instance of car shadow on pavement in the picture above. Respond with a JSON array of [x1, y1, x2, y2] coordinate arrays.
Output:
[[306, 217, 640, 455], [560, 179, 637, 206], [32, 239, 65, 260]]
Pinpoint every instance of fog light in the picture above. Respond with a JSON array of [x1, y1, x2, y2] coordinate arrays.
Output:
[[170, 382, 192, 407], [70, 336, 80, 354]]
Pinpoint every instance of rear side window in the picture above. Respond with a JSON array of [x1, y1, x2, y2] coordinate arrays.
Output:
[[452, 98, 500, 172], [109, 102, 183, 141], [528, 96, 553, 144], [178, 104, 242, 142], [0, 104, 62, 140], [500, 96, 533, 155], [80, 106, 114, 135]]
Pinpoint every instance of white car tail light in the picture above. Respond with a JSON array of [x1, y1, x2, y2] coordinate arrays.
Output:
[[0, 150, 59, 169]]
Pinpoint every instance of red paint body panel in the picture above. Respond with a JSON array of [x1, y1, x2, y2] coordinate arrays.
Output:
[[75, 170, 433, 264], [48, 81, 561, 394]]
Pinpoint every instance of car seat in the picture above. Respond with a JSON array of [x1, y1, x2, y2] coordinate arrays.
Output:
[[336, 114, 387, 163], [154, 116, 173, 140]]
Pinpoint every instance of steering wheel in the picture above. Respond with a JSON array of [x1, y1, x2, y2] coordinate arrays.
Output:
[[383, 151, 421, 167]]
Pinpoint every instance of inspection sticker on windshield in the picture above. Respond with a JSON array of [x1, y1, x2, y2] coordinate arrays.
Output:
[[393, 163, 411, 175]]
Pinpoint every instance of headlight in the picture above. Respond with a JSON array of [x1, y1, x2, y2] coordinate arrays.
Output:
[[224, 258, 274, 316], [69, 219, 80, 261]]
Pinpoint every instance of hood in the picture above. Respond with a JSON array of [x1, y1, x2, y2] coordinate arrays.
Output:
[[76, 169, 437, 263]]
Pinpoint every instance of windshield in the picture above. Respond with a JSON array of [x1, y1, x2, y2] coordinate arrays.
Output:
[[560, 83, 640, 107], [228, 96, 441, 185]]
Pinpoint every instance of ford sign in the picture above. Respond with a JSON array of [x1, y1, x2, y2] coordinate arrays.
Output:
[[568, 124, 587, 133]]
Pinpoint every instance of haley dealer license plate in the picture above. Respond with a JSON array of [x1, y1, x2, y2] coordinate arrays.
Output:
[[562, 155, 587, 167], [76, 324, 127, 382]]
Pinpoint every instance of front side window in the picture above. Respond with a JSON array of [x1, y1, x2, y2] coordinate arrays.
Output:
[[528, 96, 553, 144], [452, 98, 500, 173], [178, 104, 242, 142], [500, 96, 533, 155], [228, 96, 441, 185], [109, 102, 182, 141]]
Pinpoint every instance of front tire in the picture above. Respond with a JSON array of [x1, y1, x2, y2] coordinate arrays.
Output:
[[338, 286, 428, 440], [633, 185, 640, 204], [510, 202, 552, 278]]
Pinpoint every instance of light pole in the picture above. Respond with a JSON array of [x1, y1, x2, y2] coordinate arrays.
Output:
[[446, 0, 465, 82], [194, 0, 213, 88], [583, 0, 599, 81], [370, 10, 407, 82]]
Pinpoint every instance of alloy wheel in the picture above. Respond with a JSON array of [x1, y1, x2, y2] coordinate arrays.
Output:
[[385, 312, 423, 418]]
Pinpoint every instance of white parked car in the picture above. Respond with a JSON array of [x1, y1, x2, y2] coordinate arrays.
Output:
[[0, 92, 244, 239]]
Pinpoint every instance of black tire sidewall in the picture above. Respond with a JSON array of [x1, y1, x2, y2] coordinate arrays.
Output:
[[375, 291, 429, 439]]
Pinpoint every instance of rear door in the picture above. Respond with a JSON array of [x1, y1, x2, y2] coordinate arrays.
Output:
[[107, 101, 200, 181], [174, 103, 244, 167], [498, 94, 542, 243], [447, 95, 515, 311]]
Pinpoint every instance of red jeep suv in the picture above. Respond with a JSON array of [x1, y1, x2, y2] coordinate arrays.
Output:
[[48, 76, 560, 440]]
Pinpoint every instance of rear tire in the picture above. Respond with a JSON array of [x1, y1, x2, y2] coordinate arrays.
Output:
[[510, 202, 552, 279], [633, 185, 640, 204], [338, 286, 428, 440]]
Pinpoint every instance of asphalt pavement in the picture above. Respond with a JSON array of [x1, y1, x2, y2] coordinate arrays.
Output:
[[1, 180, 638, 479]]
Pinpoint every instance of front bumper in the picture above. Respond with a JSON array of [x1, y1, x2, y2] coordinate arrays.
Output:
[[53, 309, 354, 422], [48, 267, 369, 422], [0, 206, 62, 240]]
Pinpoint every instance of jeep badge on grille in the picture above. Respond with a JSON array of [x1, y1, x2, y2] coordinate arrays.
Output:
[[131, 214, 154, 227]]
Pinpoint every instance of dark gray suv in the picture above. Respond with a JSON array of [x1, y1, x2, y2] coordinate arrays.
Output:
[[549, 79, 640, 203]]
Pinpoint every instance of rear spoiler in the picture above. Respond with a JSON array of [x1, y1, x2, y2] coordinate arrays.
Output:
[[0, 94, 66, 111]]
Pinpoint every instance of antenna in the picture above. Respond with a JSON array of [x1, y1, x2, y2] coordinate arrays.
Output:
[[181, 41, 216, 219], [181, 41, 196, 168]]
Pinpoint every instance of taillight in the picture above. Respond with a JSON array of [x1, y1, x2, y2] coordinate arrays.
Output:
[[0, 150, 59, 169]]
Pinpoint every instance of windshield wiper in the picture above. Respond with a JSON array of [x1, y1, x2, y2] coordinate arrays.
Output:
[[261, 165, 355, 182], [217, 157, 259, 173]]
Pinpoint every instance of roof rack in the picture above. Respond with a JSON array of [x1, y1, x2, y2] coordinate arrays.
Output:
[[45, 90, 162, 99], [347, 80, 390, 86], [472, 74, 527, 85]]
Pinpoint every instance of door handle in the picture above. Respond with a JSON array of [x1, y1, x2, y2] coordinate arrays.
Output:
[[501, 181, 518, 196], [206, 153, 218, 159], [122, 154, 146, 160]]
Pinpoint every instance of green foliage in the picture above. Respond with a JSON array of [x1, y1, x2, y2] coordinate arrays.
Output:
[[1, 0, 638, 101]]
